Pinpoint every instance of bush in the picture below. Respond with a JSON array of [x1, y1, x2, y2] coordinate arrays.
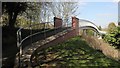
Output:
[[103, 26, 120, 49]]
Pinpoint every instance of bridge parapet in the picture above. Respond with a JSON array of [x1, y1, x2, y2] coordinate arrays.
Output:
[[54, 17, 62, 28], [54, 16, 79, 35], [72, 17, 79, 35]]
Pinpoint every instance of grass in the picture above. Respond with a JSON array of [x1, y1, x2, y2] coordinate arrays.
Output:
[[34, 36, 120, 67]]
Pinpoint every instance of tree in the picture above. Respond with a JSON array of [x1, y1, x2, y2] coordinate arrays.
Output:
[[104, 26, 120, 49], [2, 2, 28, 28], [61, 2, 79, 26], [108, 22, 116, 33], [2, 2, 43, 28], [39, 2, 79, 26], [2, 2, 79, 28]]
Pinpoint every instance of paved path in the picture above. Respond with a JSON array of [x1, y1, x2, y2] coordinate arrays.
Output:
[[14, 27, 71, 67]]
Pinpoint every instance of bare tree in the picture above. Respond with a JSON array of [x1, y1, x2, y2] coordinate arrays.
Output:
[[39, 2, 79, 26], [61, 2, 79, 26]]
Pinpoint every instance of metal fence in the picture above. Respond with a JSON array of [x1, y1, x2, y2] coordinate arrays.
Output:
[[16, 20, 73, 67]]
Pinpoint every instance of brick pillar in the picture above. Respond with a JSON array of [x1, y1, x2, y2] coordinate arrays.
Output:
[[54, 17, 62, 28], [72, 17, 79, 35]]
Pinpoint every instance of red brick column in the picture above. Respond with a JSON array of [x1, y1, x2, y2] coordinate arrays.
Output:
[[72, 17, 79, 35], [54, 17, 62, 28]]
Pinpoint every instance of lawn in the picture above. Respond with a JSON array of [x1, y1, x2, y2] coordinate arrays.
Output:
[[33, 36, 120, 67]]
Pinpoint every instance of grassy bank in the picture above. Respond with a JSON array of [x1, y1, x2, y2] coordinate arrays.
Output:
[[34, 36, 120, 67]]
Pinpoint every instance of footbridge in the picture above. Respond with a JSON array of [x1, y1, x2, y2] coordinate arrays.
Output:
[[14, 17, 107, 68], [14, 17, 79, 67]]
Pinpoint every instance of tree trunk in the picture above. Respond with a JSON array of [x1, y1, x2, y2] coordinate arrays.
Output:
[[8, 11, 18, 28], [12, 12, 18, 27], [8, 12, 13, 27]]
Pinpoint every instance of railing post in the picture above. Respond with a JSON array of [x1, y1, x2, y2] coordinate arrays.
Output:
[[17, 29, 22, 68]]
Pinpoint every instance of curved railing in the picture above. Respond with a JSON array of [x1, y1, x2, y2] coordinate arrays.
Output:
[[16, 21, 72, 67], [30, 24, 74, 67], [80, 26, 99, 33], [16, 22, 55, 67], [79, 19, 107, 34], [79, 19, 99, 29], [17, 22, 54, 47]]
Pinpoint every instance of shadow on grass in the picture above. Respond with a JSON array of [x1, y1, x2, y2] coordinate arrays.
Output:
[[32, 36, 120, 67]]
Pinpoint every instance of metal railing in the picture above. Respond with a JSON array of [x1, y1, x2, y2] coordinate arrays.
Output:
[[16, 21, 72, 67], [16, 22, 54, 67]]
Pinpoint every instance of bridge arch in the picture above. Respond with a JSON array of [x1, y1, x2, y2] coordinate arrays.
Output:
[[79, 19, 106, 38]]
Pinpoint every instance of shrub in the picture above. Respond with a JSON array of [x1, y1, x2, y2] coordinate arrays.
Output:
[[103, 26, 120, 49]]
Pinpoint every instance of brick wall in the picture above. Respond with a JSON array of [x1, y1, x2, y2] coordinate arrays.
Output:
[[72, 17, 79, 35], [54, 16, 79, 35], [54, 17, 62, 28], [34, 16, 80, 55], [37, 29, 77, 50]]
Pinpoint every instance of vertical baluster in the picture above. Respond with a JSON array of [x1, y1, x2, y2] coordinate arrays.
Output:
[[19, 29, 23, 67], [17, 30, 20, 67], [17, 29, 22, 68]]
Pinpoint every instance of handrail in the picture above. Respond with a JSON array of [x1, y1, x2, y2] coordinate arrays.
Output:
[[30, 25, 74, 67], [17, 22, 54, 36], [16, 21, 72, 67], [79, 19, 99, 28], [79, 19, 107, 35], [16, 22, 54, 67], [16, 22, 72, 54], [17, 22, 72, 48], [80, 26, 99, 32]]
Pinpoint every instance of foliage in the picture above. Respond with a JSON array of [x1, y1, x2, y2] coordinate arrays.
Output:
[[86, 30, 94, 36], [108, 22, 116, 33], [103, 26, 120, 49], [16, 16, 53, 30], [2, 2, 28, 27], [2, 2, 41, 28], [23, 2, 41, 23], [2, 2, 79, 28], [1, 14, 8, 26]]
